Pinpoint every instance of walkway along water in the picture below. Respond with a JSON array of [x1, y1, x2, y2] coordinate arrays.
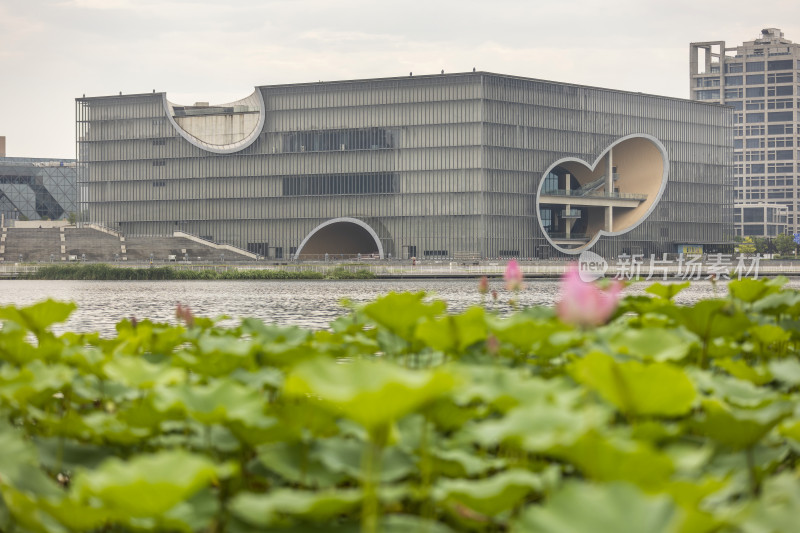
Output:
[[0, 256, 789, 280]]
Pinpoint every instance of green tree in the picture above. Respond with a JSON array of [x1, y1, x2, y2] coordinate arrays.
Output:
[[738, 236, 756, 254], [67, 211, 77, 225], [752, 237, 771, 255], [773, 233, 795, 256]]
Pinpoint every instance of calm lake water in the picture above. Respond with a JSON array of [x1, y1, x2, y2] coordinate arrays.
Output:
[[0, 278, 797, 336]]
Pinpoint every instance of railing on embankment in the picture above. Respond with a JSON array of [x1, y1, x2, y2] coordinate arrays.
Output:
[[3, 259, 800, 279]]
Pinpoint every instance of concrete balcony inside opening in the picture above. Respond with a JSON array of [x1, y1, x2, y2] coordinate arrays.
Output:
[[537, 136, 666, 252]]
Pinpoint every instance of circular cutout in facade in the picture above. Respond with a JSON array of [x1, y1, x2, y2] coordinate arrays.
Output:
[[162, 90, 265, 154], [536, 134, 669, 254], [294, 217, 385, 260]]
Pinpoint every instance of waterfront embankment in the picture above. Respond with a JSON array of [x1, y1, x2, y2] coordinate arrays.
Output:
[[0, 257, 795, 280]]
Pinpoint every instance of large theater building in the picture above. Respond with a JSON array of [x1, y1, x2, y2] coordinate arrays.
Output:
[[76, 72, 733, 260]]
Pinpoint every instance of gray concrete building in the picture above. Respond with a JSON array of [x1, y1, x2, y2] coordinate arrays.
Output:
[[76, 72, 732, 259], [736, 202, 788, 238], [691, 28, 799, 237]]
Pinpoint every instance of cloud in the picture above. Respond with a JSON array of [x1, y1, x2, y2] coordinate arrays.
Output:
[[298, 30, 403, 45], [56, 0, 136, 8], [4, 0, 800, 157], [0, 5, 45, 59]]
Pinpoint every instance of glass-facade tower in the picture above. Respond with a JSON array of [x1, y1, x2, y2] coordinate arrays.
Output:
[[77, 72, 731, 259], [691, 28, 800, 237], [0, 157, 77, 223]]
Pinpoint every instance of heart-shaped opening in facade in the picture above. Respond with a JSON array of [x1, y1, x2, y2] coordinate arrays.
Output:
[[537, 134, 668, 254]]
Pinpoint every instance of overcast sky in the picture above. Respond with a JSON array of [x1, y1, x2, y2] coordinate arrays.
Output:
[[2, 0, 799, 158]]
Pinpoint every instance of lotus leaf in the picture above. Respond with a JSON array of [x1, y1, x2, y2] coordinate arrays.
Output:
[[728, 277, 786, 303], [571, 351, 696, 417], [229, 488, 362, 527], [513, 481, 682, 533], [284, 358, 456, 432], [103, 356, 186, 389], [690, 398, 793, 450], [739, 473, 800, 533], [468, 401, 607, 452], [0, 299, 76, 336], [714, 358, 772, 385], [690, 369, 780, 408], [434, 469, 551, 517], [768, 358, 800, 387], [256, 441, 348, 488], [153, 378, 265, 425], [414, 306, 487, 353], [551, 431, 675, 490], [363, 292, 446, 341], [607, 326, 698, 362], [71, 450, 227, 517], [646, 281, 691, 300]]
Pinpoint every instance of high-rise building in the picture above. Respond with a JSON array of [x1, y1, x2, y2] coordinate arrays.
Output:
[[691, 28, 799, 237], [77, 72, 731, 259]]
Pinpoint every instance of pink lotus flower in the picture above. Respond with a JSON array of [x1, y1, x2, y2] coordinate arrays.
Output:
[[175, 302, 195, 327], [556, 263, 622, 327], [504, 259, 523, 291], [478, 276, 489, 295]]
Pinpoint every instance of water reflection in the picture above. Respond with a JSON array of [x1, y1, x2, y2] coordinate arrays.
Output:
[[0, 278, 796, 336]]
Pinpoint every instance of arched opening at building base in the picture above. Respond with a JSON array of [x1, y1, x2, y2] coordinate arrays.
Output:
[[294, 217, 384, 260]]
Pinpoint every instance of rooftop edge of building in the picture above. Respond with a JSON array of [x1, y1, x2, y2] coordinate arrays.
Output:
[[75, 70, 727, 108]]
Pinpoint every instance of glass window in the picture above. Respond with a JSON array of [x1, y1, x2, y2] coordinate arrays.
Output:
[[746, 138, 762, 148], [773, 85, 793, 96], [744, 226, 764, 236], [743, 208, 764, 222], [696, 77, 720, 87], [767, 98, 794, 109], [734, 139, 743, 148], [768, 59, 793, 71], [746, 87, 765, 97], [746, 61, 765, 72], [767, 72, 793, 83], [767, 137, 794, 147], [696, 89, 720, 100], [768, 123, 793, 134], [768, 162, 794, 173], [725, 88, 743, 98], [730, 101, 743, 110], [725, 75, 743, 86], [746, 112, 764, 123], [768, 111, 793, 122], [725, 62, 743, 73], [542, 172, 559, 192], [746, 74, 764, 84]]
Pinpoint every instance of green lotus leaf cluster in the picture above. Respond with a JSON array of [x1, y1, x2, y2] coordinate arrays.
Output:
[[1, 277, 800, 532]]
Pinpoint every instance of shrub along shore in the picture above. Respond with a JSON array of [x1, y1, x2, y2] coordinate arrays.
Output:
[[20, 263, 376, 281]]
